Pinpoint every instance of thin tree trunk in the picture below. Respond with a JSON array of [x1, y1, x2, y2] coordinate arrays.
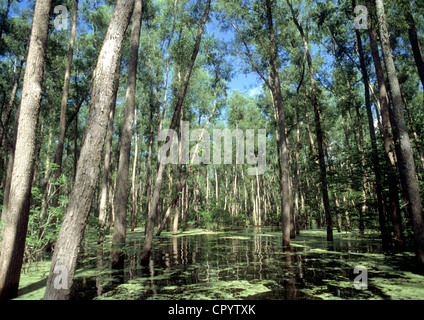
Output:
[[111, 0, 143, 269], [343, 193, 351, 230], [141, 0, 211, 264], [242, 167, 248, 226], [98, 62, 121, 244], [224, 167, 228, 211], [266, 0, 292, 247], [0, 0, 52, 300], [375, 0, 424, 267], [215, 166, 219, 204], [353, 0, 390, 249], [206, 167, 209, 206], [287, 0, 332, 241], [43, 0, 135, 299], [50, 0, 79, 207], [368, 9, 405, 248], [39, 126, 53, 223], [131, 107, 139, 231], [172, 108, 184, 235], [294, 107, 301, 235], [255, 170, 261, 226], [144, 91, 154, 234]]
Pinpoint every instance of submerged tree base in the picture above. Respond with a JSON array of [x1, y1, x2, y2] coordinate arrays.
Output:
[[13, 227, 424, 300]]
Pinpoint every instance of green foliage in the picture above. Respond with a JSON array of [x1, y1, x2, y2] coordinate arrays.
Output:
[[198, 207, 244, 230], [25, 176, 69, 262]]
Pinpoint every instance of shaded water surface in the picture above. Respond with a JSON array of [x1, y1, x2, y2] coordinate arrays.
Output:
[[17, 227, 424, 300], [71, 227, 424, 300]]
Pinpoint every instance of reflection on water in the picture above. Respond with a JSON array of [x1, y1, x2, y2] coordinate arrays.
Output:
[[70, 227, 421, 300]]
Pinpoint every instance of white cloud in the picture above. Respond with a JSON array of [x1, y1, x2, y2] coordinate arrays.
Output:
[[248, 86, 263, 97]]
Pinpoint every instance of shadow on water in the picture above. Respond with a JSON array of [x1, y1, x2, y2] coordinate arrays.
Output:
[[15, 227, 421, 300], [60, 226, 424, 300]]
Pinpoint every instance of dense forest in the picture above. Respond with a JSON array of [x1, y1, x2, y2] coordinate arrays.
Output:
[[0, 0, 424, 301]]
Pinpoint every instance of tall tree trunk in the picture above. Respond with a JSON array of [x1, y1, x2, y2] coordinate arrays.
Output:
[[43, 0, 135, 299], [294, 107, 301, 235], [206, 166, 209, 206], [256, 170, 261, 226], [266, 0, 292, 247], [144, 91, 154, 233], [131, 107, 139, 232], [215, 166, 219, 204], [98, 62, 121, 244], [141, 0, 211, 264], [0, 0, 52, 300], [242, 167, 248, 226], [50, 0, 79, 206], [368, 8, 405, 248], [375, 0, 424, 267], [353, 0, 390, 249], [112, 0, 143, 269], [172, 108, 184, 235], [39, 126, 53, 224], [287, 0, 332, 241]]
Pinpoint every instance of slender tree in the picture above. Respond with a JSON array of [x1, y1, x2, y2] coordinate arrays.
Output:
[[44, 0, 135, 299], [0, 0, 52, 300], [367, 4, 405, 248], [51, 0, 79, 200], [264, 0, 293, 247], [375, 0, 424, 266], [353, 0, 389, 248], [112, 0, 143, 269], [141, 0, 211, 263], [287, 0, 333, 241]]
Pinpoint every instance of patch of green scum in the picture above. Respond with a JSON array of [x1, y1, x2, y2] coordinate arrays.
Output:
[[172, 229, 227, 237], [14, 260, 51, 300], [371, 272, 424, 300], [222, 236, 251, 240], [146, 280, 273, 300], [301, 277, 381, 300], [300, 284, 339, 300], [128, 269, 177, 284], [94, 283, 145, 300], [74, 265, 117, 279]]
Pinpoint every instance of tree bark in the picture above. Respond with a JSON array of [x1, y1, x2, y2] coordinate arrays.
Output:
[[266, 0, 292, 247], [375, 0, 424, 267], [353, 0, 390, 249], [98, 61, 121, 244], [50, 0, 79, 201], [43, 0, 135, 299], [143, 89, 155, 234], [0, 0, 52, 300], [368, 7, 405, 248], [131, 107, 139, 232], [112, 0, 143, 270]]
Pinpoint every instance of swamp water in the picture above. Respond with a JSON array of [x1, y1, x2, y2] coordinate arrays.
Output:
[[15, 227, 424, 300]]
